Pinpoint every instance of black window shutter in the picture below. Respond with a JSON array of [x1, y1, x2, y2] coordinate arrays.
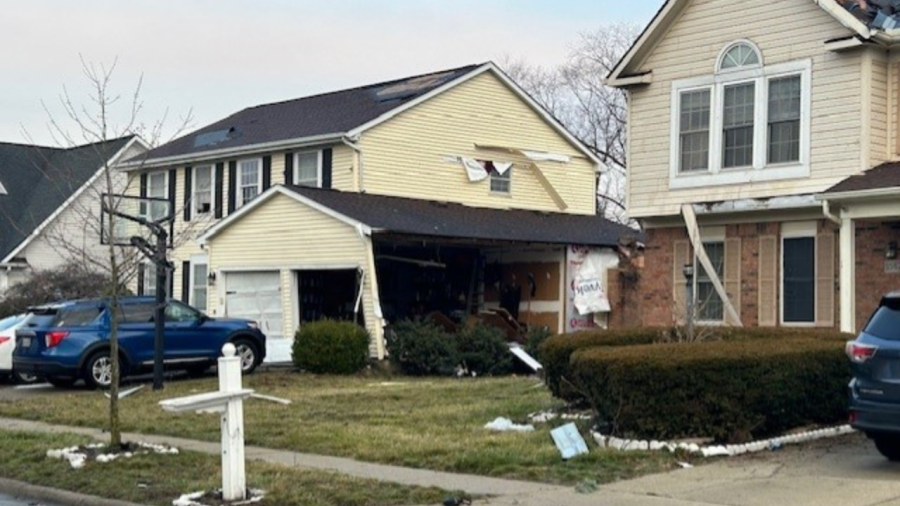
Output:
[[167, 168, 176, 242], [215, 163, 225, 219], [137, 264, 145, 296], [262, 155, 272, 190], [322, 148, 333, 189], [139, 173, 148, 198], [181, 261, 191, 304], [228, 161, 237, 214], [284, 153, 294, 186], [183, 166, 193, 222]]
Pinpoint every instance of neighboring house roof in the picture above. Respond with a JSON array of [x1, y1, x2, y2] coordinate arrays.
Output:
[[200, 185, 640, 248], [607, 0, 873, 86], [821, 162, 900, 197], [0, 137, 134, 262], [125, 62, 602, 169]]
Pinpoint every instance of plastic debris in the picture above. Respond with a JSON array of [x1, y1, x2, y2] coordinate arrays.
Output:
[[484, 417, 535, 432], [551, 423, 589, 459]]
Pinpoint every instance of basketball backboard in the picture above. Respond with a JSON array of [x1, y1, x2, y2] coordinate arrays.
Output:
[[100, 193, 173, 246]]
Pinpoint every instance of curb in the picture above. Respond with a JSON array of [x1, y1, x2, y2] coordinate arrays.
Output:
[[0, 476, 148, 506]]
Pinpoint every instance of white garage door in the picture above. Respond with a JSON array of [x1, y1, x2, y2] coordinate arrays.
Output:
[[224, 271, 287, 362]]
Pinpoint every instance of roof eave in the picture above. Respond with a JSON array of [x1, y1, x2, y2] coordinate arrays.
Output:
[[816, 187, 900, 201], [118, 132, 346, 170]]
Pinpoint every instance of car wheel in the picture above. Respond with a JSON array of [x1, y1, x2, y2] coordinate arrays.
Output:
[[231, 339, 260, 375], [45, 376, 77, 388], [11, 370, 39, 385], [84, 351, 116, 390], [873, 435, 900, 461]]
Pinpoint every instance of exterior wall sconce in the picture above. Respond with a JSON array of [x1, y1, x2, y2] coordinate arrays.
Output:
[[208, 271, 217, 285], [887, 242, 898, 260], [683, 263, 695, 340]]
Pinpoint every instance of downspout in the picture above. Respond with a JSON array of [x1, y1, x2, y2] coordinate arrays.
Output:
[[342, 136, 365, 193], [822, 199, 842, 226], [355, 223, 385, 359]]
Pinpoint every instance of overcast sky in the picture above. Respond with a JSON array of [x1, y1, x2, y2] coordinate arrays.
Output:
[[2, 0, 661, 146]]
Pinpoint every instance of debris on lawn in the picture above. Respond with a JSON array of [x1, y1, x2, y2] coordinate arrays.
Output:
[[528, 409, 592, 424], [104, 384, 146, 400], [592, 425, 856, 458], [508, 343, 543, 373], [250, 393, 291, 405], [442, 496, 472, 506], [484, 417, 535, 432], [550, 423, 590, 459], [173, 488, 265, 506], [677, 462, 694, 469], [47, 441, 179, 469], [574, 478, 599, 494]]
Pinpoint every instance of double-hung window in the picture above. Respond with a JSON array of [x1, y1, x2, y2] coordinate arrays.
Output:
[[670, 41, 810, 189], [237, 158, 261, 208], [146, 171, 168, 221], [294, 151, 321, 187], [193, 165, 214, 215], [489, 164, 512, 194], [695, 241, 725, 322]]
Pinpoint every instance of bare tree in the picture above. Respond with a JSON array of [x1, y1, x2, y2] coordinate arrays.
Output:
[[501, 23, 640, 224], [10, 57, 193, 447]]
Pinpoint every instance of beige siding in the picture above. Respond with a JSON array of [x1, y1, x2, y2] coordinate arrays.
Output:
[[628, 0, 865, 218], [360, 72, 597, 215], [871, 49, 889, 167], [331, 144, 355, 191], [890, 52, 900, 158], [206, 193, 379, 354]]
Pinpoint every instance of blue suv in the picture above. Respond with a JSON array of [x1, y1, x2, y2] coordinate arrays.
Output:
[[847, 291, 900, 461], [13, 297, 266, 389]]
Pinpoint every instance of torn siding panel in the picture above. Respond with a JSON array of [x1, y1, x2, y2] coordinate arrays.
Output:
[[359, 72, 596, 215], [627, 0, 863, 218]]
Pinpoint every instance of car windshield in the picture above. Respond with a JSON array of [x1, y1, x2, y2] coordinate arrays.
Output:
[[0, 314, 23, 331], [864, 298, 900, 341]]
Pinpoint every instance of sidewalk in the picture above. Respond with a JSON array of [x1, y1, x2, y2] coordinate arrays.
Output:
[[1, 417, 898, 506]]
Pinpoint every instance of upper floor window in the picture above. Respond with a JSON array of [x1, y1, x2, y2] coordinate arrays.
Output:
[[489, 164, 511, 194], [237, 158, 261, 207], [193, 165, 214, 215], [294, 151, 321, 187], [670, 41, 810, 189], [146, 171, 169, 221]]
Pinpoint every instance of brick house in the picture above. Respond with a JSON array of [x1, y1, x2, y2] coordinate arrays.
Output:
[[607, 0, 900, 333]]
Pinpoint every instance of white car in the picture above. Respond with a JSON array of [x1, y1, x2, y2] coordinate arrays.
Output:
[[0, 314, 38, 384]]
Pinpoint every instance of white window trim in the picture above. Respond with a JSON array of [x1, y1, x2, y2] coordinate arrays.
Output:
[[192, 165, 215, 215], [293, 150, 323, 187], [669, 59, 812, 190], [237, 158, 263, 208], [490, 167, 512, 195], [189, 254, 209, 310], [779, 221, 817, 327], [693, 227, 726, 325]]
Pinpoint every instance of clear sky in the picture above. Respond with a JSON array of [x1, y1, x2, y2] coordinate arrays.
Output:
[[2, 0, 663, 146]]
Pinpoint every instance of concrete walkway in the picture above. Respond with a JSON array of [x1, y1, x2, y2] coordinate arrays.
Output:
[[2, 417, 899, 506]]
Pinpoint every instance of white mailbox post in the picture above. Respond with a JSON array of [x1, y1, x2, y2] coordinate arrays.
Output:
[[160, 344, 254, 501]]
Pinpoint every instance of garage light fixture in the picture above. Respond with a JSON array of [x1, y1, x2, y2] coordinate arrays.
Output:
[[208, 271, 217, 284], [887, 241, 898, 260]]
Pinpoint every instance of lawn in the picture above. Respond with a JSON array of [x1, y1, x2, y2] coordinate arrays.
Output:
[[0, 372, 682, 485], [0, 430, 449, 506]]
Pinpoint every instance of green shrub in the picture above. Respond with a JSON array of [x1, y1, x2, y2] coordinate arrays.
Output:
[[292, 320, 370, 374], [457, 323, 513, 376], [524, 325, 554, 362], [539, 328, 666, 399], [571, 334, 853, 443], [0, 263, 122, 318], [386, 319, 459, 376]]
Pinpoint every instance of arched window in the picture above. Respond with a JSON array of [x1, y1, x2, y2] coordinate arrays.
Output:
[[719, 42, 761, 71]]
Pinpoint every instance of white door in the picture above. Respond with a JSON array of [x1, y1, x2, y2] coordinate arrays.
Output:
[[224, 271, 287, 362]]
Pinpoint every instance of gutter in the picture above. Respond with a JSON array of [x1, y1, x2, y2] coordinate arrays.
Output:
[[821, 200, 842, 226], [814, 186, 900, 202], [118, 133, 346, 170]]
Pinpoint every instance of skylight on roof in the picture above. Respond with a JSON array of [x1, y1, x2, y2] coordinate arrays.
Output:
[[375, 71, 457, 102], [193, 127, 242, 148]]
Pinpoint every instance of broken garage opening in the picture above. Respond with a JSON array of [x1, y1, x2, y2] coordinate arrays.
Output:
[[295, 268, 364, 326]]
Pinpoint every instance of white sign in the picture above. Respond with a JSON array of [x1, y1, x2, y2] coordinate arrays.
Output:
[[565, 246, 612, 333]]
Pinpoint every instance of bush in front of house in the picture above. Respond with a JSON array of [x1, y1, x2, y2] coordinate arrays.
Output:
[[524, 325, 554, 362], [457, 323, 513, 376], [292, 320, 371, 374], [570, 334, 852, 443], [0, 263, 120, 318], [386, 319, 459, 376]]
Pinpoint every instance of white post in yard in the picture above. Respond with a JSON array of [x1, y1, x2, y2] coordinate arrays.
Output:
[[219, 343, 247, 501]]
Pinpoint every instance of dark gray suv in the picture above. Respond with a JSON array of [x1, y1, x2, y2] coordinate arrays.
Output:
[[847, 292, 900, 460]]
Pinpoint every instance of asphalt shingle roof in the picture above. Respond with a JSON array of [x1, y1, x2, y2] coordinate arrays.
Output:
[[287, 186, 640, 247], [138, 64, 483, 163], [823, 162, 900, 195], [0, 137, 132, 261]]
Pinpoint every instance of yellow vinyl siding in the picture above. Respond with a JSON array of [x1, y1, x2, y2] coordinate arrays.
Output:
[[871, 49, 889, 166], [331, 144, 355, 191], [206, 193, 379, 353], [360, 72, 596, 215], [627, 0, 864, 218]]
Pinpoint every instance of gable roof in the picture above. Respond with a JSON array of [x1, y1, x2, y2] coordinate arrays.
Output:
[[607, 0, 873, 86], [821, 161, 900, 198], [0, 137, 134, 262], [200, 185, 639, 248], [126, 63, 601, 169]]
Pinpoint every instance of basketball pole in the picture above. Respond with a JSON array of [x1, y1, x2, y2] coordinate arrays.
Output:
[[153, 228, 168, 391]]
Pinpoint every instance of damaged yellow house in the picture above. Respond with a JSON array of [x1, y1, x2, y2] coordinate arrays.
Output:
[[118, 63, 636, 362]]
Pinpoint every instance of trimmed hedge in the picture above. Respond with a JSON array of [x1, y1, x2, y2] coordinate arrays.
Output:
[[457, 324, 513, 376], [386, 320, 459, 376], [571, 335, 852, 443], [292, 320, 371, 374]]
